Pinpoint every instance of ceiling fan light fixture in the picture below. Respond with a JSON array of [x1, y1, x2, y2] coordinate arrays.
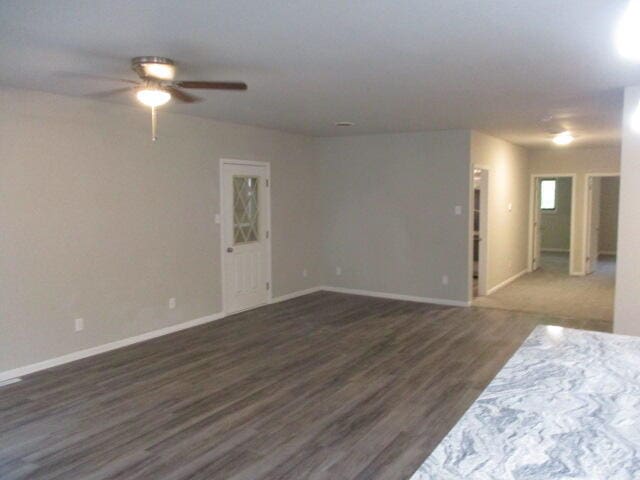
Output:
[[131, 56, 176, 80], [136, 88, 171, 107], [552, 131, 574, 146], [141, 62, 175, 80]]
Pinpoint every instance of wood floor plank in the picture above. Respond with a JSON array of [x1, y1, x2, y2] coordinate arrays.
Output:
[[0, 292, 608, 479]]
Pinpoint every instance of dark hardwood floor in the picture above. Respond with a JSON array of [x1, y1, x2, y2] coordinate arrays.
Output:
[[0, 292, 611, 480]]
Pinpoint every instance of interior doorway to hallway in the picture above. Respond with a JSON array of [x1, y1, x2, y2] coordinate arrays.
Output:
[[585, 174, 620, 277], [472, 167, 489, 298], [530, 175, 575, 275], [474, 171, 619, 328]]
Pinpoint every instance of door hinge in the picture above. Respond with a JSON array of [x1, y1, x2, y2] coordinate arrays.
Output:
[[266, 282, 270, 290], [266, 178, 270, 187], [266, 230, 269, 239]]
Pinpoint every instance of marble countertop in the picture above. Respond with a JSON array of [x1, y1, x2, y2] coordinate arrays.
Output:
[[410, 325, 640, 480]]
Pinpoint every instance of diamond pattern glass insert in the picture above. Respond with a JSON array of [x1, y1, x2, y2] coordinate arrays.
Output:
[[233, 176, 259, 244]]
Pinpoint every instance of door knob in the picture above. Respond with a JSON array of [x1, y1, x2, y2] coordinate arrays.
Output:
[[227, 247, 234, 253]]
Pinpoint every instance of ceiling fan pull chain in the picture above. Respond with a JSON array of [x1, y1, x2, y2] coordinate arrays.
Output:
[[151, 106, 158, 142]]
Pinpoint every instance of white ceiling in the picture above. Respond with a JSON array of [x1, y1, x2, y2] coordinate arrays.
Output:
[[1, 0, 639, 147]]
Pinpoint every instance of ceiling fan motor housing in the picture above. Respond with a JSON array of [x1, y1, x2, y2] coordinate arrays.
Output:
[[131, 56, 176, 80]]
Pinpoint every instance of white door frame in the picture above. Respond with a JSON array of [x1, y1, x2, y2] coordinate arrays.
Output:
[[219, 158, 272, 315], [583, 173, 620, 274], [528, 173, 577, 274], [471, 165, 490, 297]]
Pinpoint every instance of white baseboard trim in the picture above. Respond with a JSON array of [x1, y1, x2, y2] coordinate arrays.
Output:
[[0, 311, 225, 382], [0, 284, 467, 382], [269, 286, 323, 304], [487, 269, 528, 295], [541, 248, 570, 253], [599, 250, 617, 256], [321, 286, 470, 307]]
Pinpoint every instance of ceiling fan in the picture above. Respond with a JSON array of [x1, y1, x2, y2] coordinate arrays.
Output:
[[86, 56, 247, 141]]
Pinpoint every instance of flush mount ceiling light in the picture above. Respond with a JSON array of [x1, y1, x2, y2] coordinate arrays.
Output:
[[136, 88, 171, 107], [552, 131, 574, 146], [616, 0, 640, 61], [335, 121, 354, 127]]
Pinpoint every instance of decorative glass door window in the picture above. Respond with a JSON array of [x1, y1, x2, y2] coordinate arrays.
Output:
[[233, 176, 259, 244]]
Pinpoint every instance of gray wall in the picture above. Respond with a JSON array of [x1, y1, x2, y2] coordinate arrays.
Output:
[[316, 130, 471, 303], [0, 87, 321, 372], [615, 85, 640, 336], [470, 131, 530, 292], [541, 177, 572, 252], [598, 176, 619, 254]]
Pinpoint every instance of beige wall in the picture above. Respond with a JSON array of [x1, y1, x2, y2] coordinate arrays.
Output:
[[615, 85, 640, 336], [598, 176, 619, 254], [541, 177, 572, 252], [0, 87, 321, 372], [470, 132, 530, 292], [528, 146, 620, 274], [316, 130, 471, 303]]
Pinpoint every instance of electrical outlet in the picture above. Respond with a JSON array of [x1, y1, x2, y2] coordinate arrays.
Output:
[[74, 318, 84, 332], [454, 205, 462, 215], [302, 269, 308, 278], [336, 267, 342, 276], [169, 297, 176, 309], [442, 275, 449, 285]]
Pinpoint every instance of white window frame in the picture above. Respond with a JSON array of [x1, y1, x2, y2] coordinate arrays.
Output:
[[540, 178, 558, 213]]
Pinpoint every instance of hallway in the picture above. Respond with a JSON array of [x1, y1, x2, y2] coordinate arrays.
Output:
[[473, 252, 615, 329]]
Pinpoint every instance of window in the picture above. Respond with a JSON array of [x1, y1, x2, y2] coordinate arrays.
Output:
[[233, 176, 259, 244], [540, 179, 557, 211]]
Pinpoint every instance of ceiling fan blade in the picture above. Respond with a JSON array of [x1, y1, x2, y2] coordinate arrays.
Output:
[[85, 87, 135, 98], [61, 72, 140, 85], [165, 86, 202, 103], [174, 81, 248, 91]]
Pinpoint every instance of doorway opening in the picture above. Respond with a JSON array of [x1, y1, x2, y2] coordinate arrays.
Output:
[[472, 167, 489, 298], [474, 170, 619, 327], [530, 175, 575, 275], [585, 174, 620, 278]]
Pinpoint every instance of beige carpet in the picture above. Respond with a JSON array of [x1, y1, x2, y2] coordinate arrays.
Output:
[[473, 252, 615, 326]]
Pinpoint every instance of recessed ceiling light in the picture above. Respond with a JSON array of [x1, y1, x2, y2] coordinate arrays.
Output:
[[335, 121, 354, 127], [616, 0, 640, 61], [552, 131, 574, 146]]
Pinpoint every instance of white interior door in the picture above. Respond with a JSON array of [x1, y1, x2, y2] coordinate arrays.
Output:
[[221, 161, 270, 313], [532, 179, 542, 271], [586, 177, 601, 274]]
